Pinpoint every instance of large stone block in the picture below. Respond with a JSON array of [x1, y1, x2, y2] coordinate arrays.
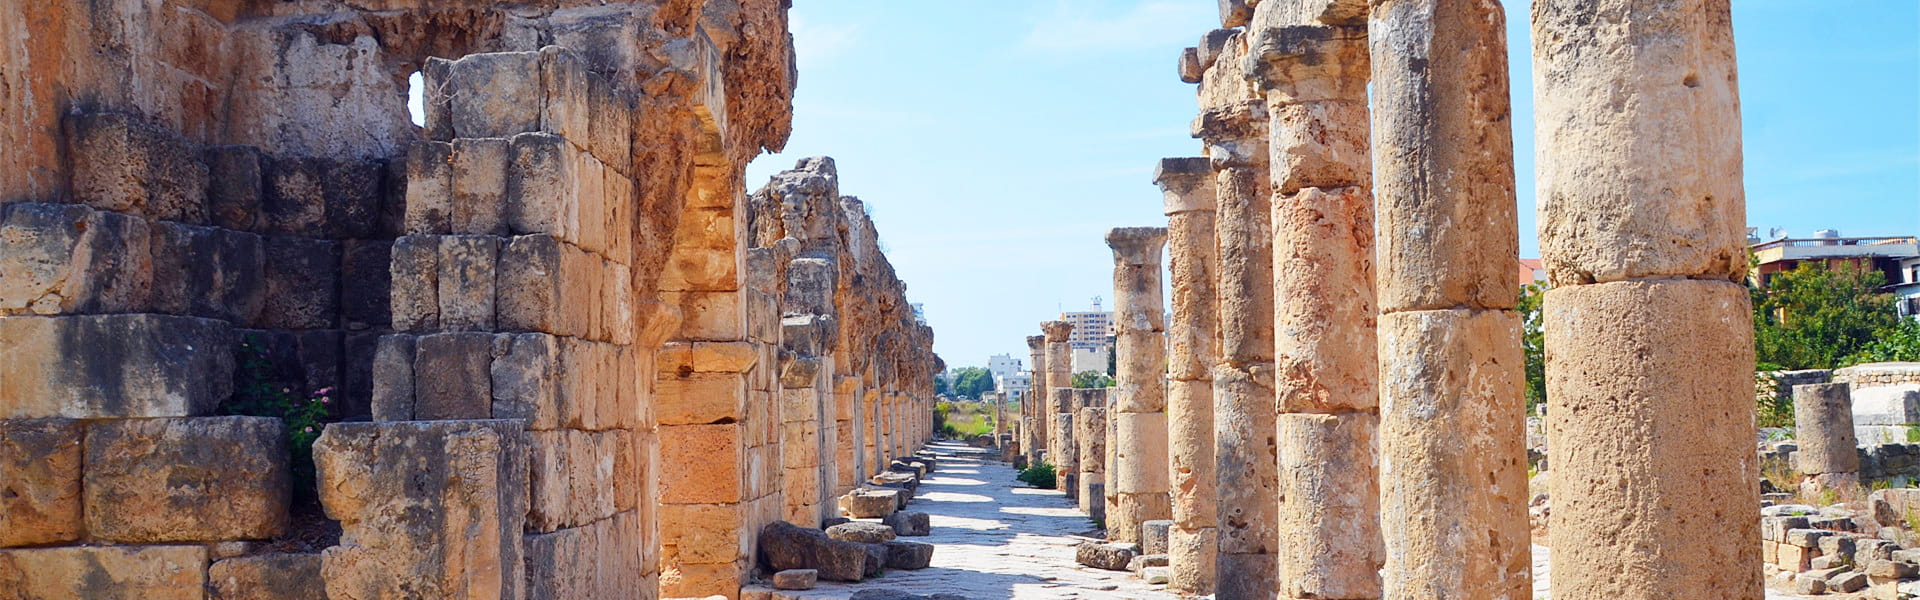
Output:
[[67, 112, 209, 223], [1273, 185, 1377, 412], [85, 416, 290, 543], [412, 332, 499, 420], [205, 145, 267, 232], [492, 333, 564, 429], [1533, 0, 1745, 285], [259, 236, 340, 330], [0, 545, 208, 599], [1853, 385, 1920, 426], [390, 235, 441, 332], [1167, 525, 1217, 594], [437, 235, 499, 331], [1212, 365, 1278, 556], [656, 372, 748, 426], [452, 138, 511, 236], [1543, 278, 1760, 599], [1113, 411, 1170, 495], [370, 334, 416, 421], [404, 140, 454, 235], [0, 418, 83, 547], [450, 51, 544, 139], [1377, 308, 1531, 599], [497, 234, 567, 336], [208, 553, 325, 600], [660, 424, 742, 504], [1276, 412, 1382, 600], [150, 221, 266, 323], [506, 133, 572, 238], [0, 314, 233, 418], [0, 202, 153, 316], [315, 420, 528, 600], [264, 158, 384, 239], [340, 239, 392, 330]]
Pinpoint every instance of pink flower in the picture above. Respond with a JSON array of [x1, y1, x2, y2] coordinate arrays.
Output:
[[304, 426, 314, 433]]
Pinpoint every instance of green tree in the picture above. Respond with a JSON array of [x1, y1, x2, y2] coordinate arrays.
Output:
[[1849, 318, 1920, 364], [951, 366, 995, 399], [934, 373, 951, 397], [1518, 282, 1548, 415], [1753, 262, 1900, 370], [1071, 370, 1114, 388]]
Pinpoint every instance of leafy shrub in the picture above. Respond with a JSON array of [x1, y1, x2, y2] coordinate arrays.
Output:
[[1017, 462, 1057, 489], [224, 335, 335, 500]]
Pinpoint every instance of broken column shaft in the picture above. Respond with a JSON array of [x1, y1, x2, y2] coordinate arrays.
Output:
[[1156, 156, 1220, 594], [1107, 227, 1170, 545], [1371, 0, 1531, 598], [1026, 335, 1048, 467], [1042, 320, 1075, 471], [1534, 0, 1760, 598]]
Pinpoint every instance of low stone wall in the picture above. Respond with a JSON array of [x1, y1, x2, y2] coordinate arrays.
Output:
[[1837, 363, 1920, 389]]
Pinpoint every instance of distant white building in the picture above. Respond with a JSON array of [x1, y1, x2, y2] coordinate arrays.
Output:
[[1895, 256, 1920, 320], [1060, 298, 1115, 376], [987, 353, 1031, 400]]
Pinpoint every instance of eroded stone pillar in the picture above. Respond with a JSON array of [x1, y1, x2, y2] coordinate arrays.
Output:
[[1247, 3, 1381, 597], [1107, 227, 1170, 545], [1534, 1, 1759, 597], [1795, 383, 1861, 495], [1078, 394, 1110, 520], [1042, 321, 1075, 469], [1156, 157, 1219, 594], [1190, 27, 1279, 599], [1053, 388, 1079, 498], [1025, 335, 1048, 467], [1371, 1, 1530, 597]]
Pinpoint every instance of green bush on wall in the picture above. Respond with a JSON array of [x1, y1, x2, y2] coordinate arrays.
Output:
[[1017, 462, 1056, 489]]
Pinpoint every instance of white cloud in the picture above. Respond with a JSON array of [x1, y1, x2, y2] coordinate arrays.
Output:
[[1020, 0, 1213, 55], [791, 15, 860, 69]]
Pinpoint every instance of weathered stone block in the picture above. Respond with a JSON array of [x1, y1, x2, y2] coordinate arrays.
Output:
[[838, 488, 901, 518], [496, 234, 566, 335], [883, 540, 934, 570], [452, 138, 511, 236], [411, 332, 498, 420], [340, 238, 392, 330], [265, 158, 383, 239], [0, 418, 83, 547], [758, 520, 869, 582], [150, 221, 266, 323], [0, 314, 233, 418], [1276, 411, 1382, 600], [656, 372, 747, 426], [506, 133, 571, 238], [0, 202, 153, 316], [404, 140, 454, 235], [390, 236, 441, 332], [1076, 541, 1140, 571], [0, 545, 208, 598], [67, 112, 209, 223], [492, 332, 564, 429], [1544, 278, 1760, 598], [208, 553, 325, 600], [450, 51, 544, 138], [1796, 382, 1861, 474], [659, 424, 741, 504], [436, 235, 499, 331], [882, 511, 931, 537], [1113, 411, 1170, 494], [205, 145, 267, 232], [259, 236, 340, 330], [315, 420, 528, 600], [370, 334, 416, 421], [86, 417, 289, 542]]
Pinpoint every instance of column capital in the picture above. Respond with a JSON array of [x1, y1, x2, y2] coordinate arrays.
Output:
[[1106, 227, 1169, 265], [1244, 23, 1370, 104], [1041, 321, 1074, 342], [1026, 335, 1047, 352], [1155, 157, 1217, 215]]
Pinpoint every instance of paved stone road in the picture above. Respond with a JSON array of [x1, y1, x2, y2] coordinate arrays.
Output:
[[745, 441, 1180, 599], [749, 442, 1798, 600]]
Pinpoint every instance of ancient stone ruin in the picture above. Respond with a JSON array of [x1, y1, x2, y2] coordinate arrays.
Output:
[[0, 2, 937, 599]]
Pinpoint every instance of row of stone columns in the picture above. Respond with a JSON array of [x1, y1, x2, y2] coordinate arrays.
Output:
[[1129, 1, 1758, 599]]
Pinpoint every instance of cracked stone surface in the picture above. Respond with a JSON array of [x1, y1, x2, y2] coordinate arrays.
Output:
[[745, 441, 1179, 599]]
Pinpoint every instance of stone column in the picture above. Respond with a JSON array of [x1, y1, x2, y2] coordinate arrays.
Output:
[[1534, 1, 1759, 598], [1078, 396, 1110, 520], [1107, 227, 1170, 545], [1053, 388, 1079, 498], [1156, 157, 1219, 594], [1796, 383, 1861, 496], [1025, 335, 1048, 467], [1191, 27, 1279, 599], [1371, 1, 1530, 598], [1042, 320, 1075, 469], [1247, 3, 1382, 598]]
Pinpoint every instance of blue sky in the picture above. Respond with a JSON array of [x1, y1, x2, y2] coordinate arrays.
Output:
[[747, 1, 1920, 371]]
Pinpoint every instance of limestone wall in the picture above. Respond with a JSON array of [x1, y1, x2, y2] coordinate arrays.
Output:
[[0, 2, 936, 599]]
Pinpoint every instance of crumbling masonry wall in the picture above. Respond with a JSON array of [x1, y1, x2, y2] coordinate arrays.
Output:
[[0, 2, 935, 600]]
